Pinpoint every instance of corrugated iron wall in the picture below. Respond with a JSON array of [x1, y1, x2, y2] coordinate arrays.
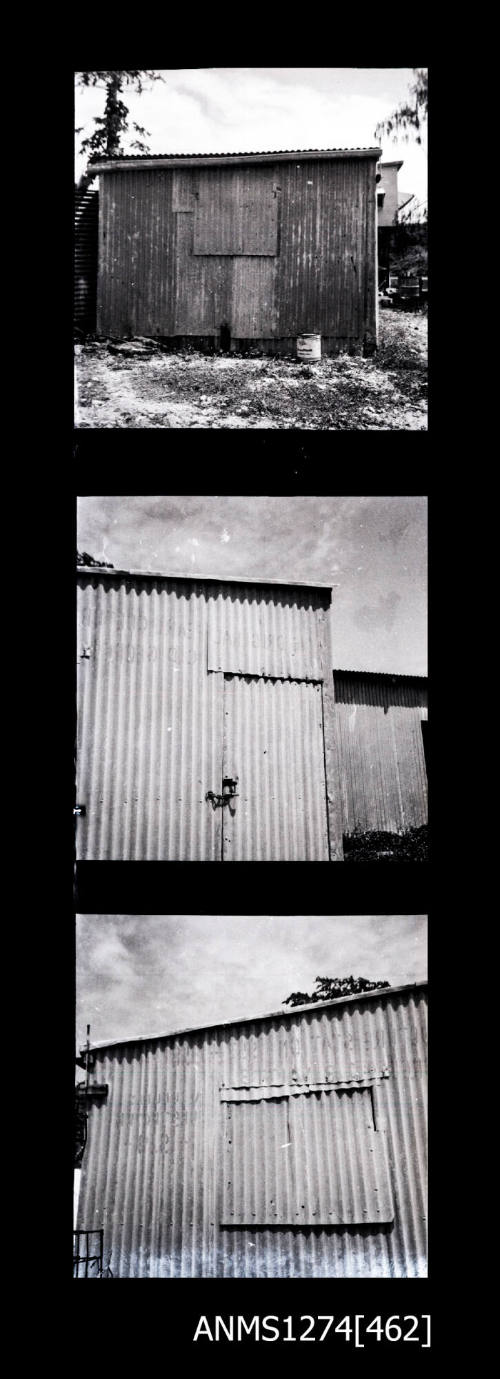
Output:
[[74, 188, 98, 332], [207, 583, 325, 680], [76, 572, 332, 860], [193, 166, 278, 256], [76, 573, 223, 860], [96, 157, 377, 349], [275, 157, 376, 345], [97, 170, 177, 338], [333, 672, 428, 836], [220, 1086, 394, 1226], [77, 986, 427, 1277]]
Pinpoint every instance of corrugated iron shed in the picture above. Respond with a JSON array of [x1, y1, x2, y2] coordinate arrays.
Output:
[[91, 147, 380, 353], [76, 568, 341, 861], [76, 982, 427, 1278], [76, 568, 427, 859]]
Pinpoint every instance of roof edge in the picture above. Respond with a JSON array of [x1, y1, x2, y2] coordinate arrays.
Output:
[[333, 667, 427, 682], [78, 980, 427, 1060], [76, 565, 333, 594], [90, 147, 382, 172]]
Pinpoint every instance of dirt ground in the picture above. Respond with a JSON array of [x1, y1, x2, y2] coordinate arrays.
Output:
[[74, 309, 427, 430]]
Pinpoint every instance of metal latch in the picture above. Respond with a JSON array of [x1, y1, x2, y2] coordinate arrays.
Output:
[[206, 778, 239, 810], [74, 804, 86, 817]]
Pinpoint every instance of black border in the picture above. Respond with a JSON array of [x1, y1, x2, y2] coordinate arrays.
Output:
[[60, 43, 441, 1360]]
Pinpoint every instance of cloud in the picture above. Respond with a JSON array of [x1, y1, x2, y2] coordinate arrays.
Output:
[[353, 589, 401, 631], [76, 915, 427, 1052], [77, 494, 427, 674], [75, 68, 427, 203]]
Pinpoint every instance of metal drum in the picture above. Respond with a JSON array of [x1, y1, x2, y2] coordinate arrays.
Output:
[[297, 333, 321, 361]]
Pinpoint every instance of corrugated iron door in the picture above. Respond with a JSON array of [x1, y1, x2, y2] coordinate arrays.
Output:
[[221, 674, 329, 860]]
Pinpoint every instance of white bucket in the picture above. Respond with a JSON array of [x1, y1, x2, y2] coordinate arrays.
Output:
[[296, 333, 321, 361]]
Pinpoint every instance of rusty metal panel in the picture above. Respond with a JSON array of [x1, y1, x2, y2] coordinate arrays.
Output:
[[193, 166, 278, 255], [221, 1087, 393, 1225], [333, 672, 428, 835], [208, 583, 327, 680], [77, 985, 427, 1277], [221, 675, 329, 860], [76, 574, 224, 860]]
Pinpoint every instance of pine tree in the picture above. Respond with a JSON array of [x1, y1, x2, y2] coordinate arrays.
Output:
[[76, 70, 163, 168]]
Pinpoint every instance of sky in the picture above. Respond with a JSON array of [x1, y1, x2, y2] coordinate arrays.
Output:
[[75, 68, 427, 212], [77, 494, 427, 675], [76, 914, 427, 1053]]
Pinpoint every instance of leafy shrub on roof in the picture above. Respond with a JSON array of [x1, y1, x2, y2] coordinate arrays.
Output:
[[283, 975, 390, 1008], [77, 551, 114, 568]]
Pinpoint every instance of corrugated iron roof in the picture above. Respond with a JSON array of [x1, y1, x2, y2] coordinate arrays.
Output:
[[76, 565, 334, 592], [333, 667, 428, 682], [77, 980, 427, 1059], [91, 146, 381, 166]]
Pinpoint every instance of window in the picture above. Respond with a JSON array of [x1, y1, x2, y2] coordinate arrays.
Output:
[[220, 1081, 393, 1227]]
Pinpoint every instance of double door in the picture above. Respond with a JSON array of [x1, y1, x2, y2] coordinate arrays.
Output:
[[76, 577, 332, 861]]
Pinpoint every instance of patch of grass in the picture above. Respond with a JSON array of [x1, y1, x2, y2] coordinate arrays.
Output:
[[343, 825, 428, 862]]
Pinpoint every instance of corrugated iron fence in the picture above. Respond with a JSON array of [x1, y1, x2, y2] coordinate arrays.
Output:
[[76, 985, 427, 1278], [74, 187, 98, 333]]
